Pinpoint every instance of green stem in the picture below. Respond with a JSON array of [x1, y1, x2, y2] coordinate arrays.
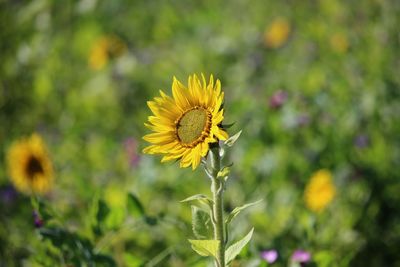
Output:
[[210, 147, 225, 267]]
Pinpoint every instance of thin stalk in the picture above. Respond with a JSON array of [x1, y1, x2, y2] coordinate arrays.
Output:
[[210, 147, 225, 267]]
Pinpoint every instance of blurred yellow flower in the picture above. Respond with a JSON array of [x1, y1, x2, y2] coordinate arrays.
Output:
[[304, 169, 336, 213], [330, 33, 349, 53], [7, 134, 54, 195], [88, 35, 127, 70], [264, 18, 291, 48], [143, 74, 229, 170]]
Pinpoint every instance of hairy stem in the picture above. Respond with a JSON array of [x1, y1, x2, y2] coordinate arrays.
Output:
[[210, 147, 225, 267]]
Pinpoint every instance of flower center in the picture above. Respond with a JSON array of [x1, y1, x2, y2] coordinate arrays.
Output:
[[176, 107, 211, 146], [26, 156, 44, 179]]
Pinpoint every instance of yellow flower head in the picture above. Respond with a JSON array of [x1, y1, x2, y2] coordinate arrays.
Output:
[[304, 169, 336, 213], [88, 35, 127, 70], [143, 74, 229, 170], [264, 18, 291, 49], [7, 134, 54, 195]]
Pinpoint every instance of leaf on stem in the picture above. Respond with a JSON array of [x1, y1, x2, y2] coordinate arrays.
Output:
[[224, 130, 242, 147], [96, 199, 110, 223], [217, 166, 230, 179], [225, 199, 263, 225], [225, 228, 254, 264], [191, 206, 214, 239], [221, 122, 236, 129], [188, 239, 220, 258], [180, 194, 214, 210], [127, 193, 145, 217]]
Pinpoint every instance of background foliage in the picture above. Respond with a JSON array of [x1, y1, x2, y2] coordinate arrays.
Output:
[[1, 0, 400, 266]]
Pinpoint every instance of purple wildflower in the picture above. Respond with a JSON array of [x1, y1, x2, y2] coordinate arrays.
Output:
[[291, 250, 311, 263], [296, 114, 310, 127], [0, 185, 17, 204], [354, 135, 369, 148], [261, 249, 278, 264], [33, 211, 44, 228], [269, 90, 288, 109], [124, 137, 140, 167]]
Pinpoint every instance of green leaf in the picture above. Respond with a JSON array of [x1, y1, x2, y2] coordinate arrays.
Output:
[[217, 166, 230, 179], [97, 199, 110, 223], [224, 130, 242, 147], [181, 194, 213, 210], [30, 197, 54, 222], [144, 216, 158, 226], [92, 199, 111, 236], [225, 228, 254, 264], [123, 253, 143, 267], [221, 122, 236, 129], [105, 207, 125, 229], [127, 193, 145, 217], [191, 206, 213, 239], [188, 239, 220, 258], [39, 227, 94, 254], [93, 254, 117, 267], [225, 199, 262, 225], [40, 226, 117, 265], [289, 262, 302, 267]]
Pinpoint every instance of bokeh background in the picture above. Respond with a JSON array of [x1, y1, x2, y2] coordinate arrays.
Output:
[[1, 0, 400, 266]]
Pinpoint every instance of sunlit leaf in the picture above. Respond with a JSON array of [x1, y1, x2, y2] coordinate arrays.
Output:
[[127, 193, 145, 217], [123, 253, 143, 267], [217, 166, 230, 179], [224, 130, 242, 147], [188, 239, 220, 258], [225, 228, 254, 264], [105, 207, 125, 229], [181, 194, 214, 210], [225, 199, 263, 225]]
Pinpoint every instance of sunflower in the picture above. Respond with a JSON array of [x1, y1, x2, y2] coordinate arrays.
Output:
[[7, 134, 54, 195], [143, 74, 229, 170], [304, 169, 336, 213]]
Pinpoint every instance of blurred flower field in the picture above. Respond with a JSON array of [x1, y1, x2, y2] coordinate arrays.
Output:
[[1, 0, 400, 266]]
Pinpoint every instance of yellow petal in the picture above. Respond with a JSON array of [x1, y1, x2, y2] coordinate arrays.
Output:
[[212, 126, 229, 140], [161, 152, 183, 162], [143, 145, 161, 154], [191, 145, 202, 170], [143, 132, 175, 144], [212, 110, 224, 125], [172, 77, 190, 110], [200, 142, 209, 157]]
